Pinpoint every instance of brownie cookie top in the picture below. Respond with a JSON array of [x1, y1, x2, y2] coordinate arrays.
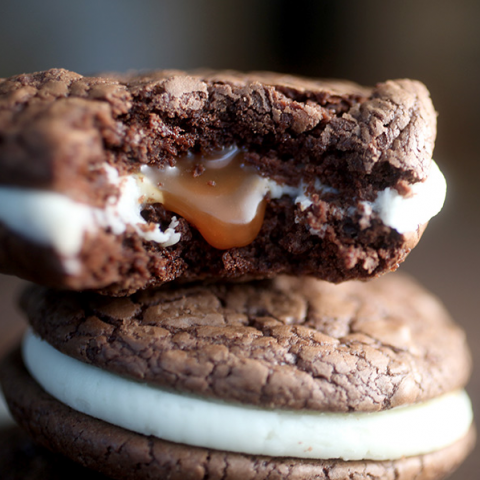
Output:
[[21, 273, 471, 412], [0, 68, 435, 196], [2, 350, 475, 480]]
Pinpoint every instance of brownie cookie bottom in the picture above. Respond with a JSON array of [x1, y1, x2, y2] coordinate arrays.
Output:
[[0, 425, 109, 480], [22, 331, 473, 462], [2, 350, 475, 480]]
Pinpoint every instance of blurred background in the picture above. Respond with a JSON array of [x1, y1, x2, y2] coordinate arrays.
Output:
[[0, 0, 479, 477]]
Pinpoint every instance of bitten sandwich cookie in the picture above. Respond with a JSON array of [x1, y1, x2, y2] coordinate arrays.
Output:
[[2, 273, 474, 480], [0, 69, 444, 294]]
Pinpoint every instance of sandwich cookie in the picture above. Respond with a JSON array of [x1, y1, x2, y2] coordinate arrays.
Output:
[[1, 273, 474, 479], [0, 69, 444, 294]]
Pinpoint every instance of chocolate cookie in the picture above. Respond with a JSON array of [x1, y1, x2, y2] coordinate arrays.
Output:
[[0, 69, 443, 294], [2, 273, 474, 480], [20, 273, 470, 410]]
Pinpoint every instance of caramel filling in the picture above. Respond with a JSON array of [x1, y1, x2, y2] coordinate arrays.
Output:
[[139, 147, 268, 249]]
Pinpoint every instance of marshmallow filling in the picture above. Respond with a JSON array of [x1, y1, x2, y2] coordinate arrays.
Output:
[[23, 331, 472, 462], [0, 159, 446, 272]]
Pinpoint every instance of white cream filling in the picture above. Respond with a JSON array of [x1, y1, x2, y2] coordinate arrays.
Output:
[[0, 166, 180, 258], [368, 160, 447, 234], [23, 331, 472, 461], [0, 160, 446, 272], [0, 392, 14, 428]]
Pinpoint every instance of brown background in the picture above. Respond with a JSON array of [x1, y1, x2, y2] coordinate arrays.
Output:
[[0, 1, 479, 478]]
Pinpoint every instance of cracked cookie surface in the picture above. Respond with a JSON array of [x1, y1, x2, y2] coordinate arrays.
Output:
[[21, 273, 470, 412]]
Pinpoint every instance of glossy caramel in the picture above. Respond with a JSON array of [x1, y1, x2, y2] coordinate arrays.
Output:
[[139, 147, 268, 249]]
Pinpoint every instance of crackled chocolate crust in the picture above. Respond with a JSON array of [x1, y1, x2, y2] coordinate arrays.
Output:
[[0, 69, 436, 193], [21, 274, 470, 412], [1, 351, 475, 480], [0, 68, 436, 293]]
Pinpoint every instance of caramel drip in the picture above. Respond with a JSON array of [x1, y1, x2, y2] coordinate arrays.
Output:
[[139, 147, 268, 249]]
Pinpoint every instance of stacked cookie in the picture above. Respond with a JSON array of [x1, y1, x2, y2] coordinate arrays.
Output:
[[0, 68, 473, 480]]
